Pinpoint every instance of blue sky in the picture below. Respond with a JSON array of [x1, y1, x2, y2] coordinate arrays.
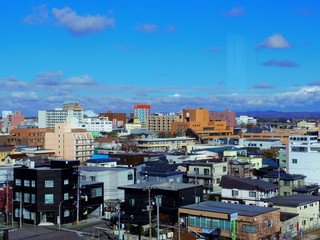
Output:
[[1, 0, 320, 116]]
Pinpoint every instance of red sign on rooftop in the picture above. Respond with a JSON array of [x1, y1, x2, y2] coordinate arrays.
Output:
[[134, 105, 151, 109]]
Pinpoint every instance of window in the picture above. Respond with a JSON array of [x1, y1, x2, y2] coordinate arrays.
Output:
[[244, 168, 249, 173], [231, 168, 239, 173], [284, 192, 290, 196], [304, 205, 307, 209], [81, 176, 86, 181], [284, 180, 290, 186], [243, 224, 258, 233], [15, 179, 21, 186], [194, 168, 199, 175], [91, 187, 102, 197], [216, 178, 220, 184], [129, 198, 135, 207], [90, 176, 96, 181], [223, 166, 227, 172], [249, 191, 256, 197], [195, 196, 201, 203], [45, 180, 54, 187], [64, 210, 70, 217], [45, 194, 54, 204], [64, 193, 69, 200], [232, 190, 239, 196], [31, 180, 36, 187], [24, 193, 30, 203], [24, 180, 30, 187], [64, 179, 69, 185], [23, 209, 30, 219], [15, 192, 21, 201], [31, 194, 36, 203], [128, 173, 133, 181], [263, 220, 269, 229], [292, 159, 298, 164], [204, 169, 210, 175]]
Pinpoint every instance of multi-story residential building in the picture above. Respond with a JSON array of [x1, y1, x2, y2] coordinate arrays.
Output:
[[38, 102, 84, 129], [98, 111, 126, 128], [133, 105, 150, 123], [2, 110, 25, 133], [236, 115, 257, 126], [287, 135, 320, 185], [261, 172, 318, 196], [228, 160, 252, 178], [80, 166, 134, 202], [147, 114, 180, 132], [220, 175, 278, 207], [78, 117, 112, 133], [137, 137, 195, 152], [1, 127, 54, 148], [13, 160, 104, 225], [268, 194, 320, 232], [138, 163, 185, 183], [45, 123, 94, 162], [119, 182, 203, 225], [171, 108, 239, 143], [179, 201, 280, 240], [125, 118, 142, 132], [185, 160, 228, 193], [209, 109, 236, 127]]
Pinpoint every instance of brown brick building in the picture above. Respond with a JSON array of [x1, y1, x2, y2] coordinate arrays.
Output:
[[98, 111, 126, 127]]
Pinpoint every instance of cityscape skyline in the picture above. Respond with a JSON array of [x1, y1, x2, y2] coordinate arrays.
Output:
[[1, 1, 320, 116]]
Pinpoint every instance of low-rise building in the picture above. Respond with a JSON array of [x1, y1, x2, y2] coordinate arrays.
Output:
[[228, 160, 252, 178], [137, 137, 195, 152], [243, 139, 281, 149], [179, 201, 280, 240], [268, 194, 320, 232], [185, 160, 227, 193], [220, 175, 278, 207]]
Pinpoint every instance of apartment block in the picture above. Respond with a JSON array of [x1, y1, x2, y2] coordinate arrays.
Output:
[[133, 105, 150, 123], [45, 123, 94, 162], [209, 109, 236, 127], [147, 114, 179, 132]]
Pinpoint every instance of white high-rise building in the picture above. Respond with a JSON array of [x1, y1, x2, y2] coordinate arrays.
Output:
[[78, 117, 113, 132], [287, 135, 320, 184]]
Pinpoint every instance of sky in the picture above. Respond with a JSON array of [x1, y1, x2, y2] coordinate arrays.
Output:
[[1, 0, 320, 116]]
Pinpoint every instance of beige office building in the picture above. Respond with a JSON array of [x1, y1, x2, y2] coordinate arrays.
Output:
[[45, 123, 94, 162], [147, 115, 180, 132]]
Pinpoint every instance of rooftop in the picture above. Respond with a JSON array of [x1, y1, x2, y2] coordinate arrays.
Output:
[[118, 182, 200, 191], [180, 201, 278, 217], [87, 158, 119, 163], [80, 166, 132, 172], [220, 175, 278, 191], [262, 172, 306, 181], [268, 194, 320, 207]]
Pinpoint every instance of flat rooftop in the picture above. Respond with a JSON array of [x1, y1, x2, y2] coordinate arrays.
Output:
[[119, 182, 200, 191], [180, 201, 279, 217]]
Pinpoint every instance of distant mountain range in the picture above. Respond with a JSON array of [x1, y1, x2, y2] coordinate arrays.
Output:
[[236, 111, 320, 119]]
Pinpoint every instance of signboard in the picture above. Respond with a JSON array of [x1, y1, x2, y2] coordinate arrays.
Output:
[[229, 212, 238, 221]]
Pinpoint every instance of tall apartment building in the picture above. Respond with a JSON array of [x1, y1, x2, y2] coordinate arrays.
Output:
[[287, 135, 320, 185], [45, 123, 94, 162], [147, 114, 180, 132], [209, 109, 236, 127], [133, 105, 150, 123]]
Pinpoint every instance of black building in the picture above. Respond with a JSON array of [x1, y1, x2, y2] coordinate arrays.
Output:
[[118, 182, 203, 225], [13, 159, 104, 225]]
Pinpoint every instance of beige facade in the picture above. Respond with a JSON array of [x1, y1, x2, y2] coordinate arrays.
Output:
[[45, 123, 94, 162], [147, 115, 180, 132]]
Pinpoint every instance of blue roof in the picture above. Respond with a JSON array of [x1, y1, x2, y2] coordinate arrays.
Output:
[[87, 158, 118, 163], [262, 158, 278, 167]]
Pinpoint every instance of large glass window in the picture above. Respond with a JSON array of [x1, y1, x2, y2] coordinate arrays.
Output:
[[45, 180, 54, 187], [249, 191, 256, 197], [15, 179, 21, 186], [24, 193, 30, 203], [31, 194, 36, 203], [232, 190, 239, 196], [24, 180, 30, 187], [31, 180, 36, 187], [64, 193, 69, 200], [45, 194, 54, 204], [64, 179, 69, 185], [129, 198, 135, 207], [91, 187, 102, 197], [243, 224, 258, 233], [189, 216, 231, 231]]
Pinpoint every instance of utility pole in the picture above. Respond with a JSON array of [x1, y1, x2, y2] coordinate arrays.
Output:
[[155, 195, 162, 240], [117, 203, 121, 240], [76, 165, 80, 225], [148, 187, 152, 240], [19, 192, 22, 228]]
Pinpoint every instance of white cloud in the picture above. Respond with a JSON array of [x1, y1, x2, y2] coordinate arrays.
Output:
[[52, 7, 115, 35], [37, 70, 64, 78], [258, 34, 291, 49], [23, 4, 49, 24], [64, 74, 96, 85], [0, 76, 28, 88], [135, 24, 158, 34]]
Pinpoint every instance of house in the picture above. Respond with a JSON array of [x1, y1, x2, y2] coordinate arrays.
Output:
[[80, 166, 134, 202], [228, 160, 252, 178], [0, 145, 15, 162], [179, 201, 280, 240], [86, 158, 118, 168], [268, 194, 320, 231], [261, 173, 318, 196], [137, 163, 185, 183], [119, 182, 203, 225], [13, 159, 104, 225], [185, 160, 228, 193], [220, 175, 278, 207]]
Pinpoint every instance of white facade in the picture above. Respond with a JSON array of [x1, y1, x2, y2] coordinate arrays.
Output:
[[243, 139, 281, 149], [80, 167, 134, 201], [78, 117, 113, 132], [221, 188, 278, 207], [38, 108, 83, 129], [287, 135, 320, 184], [236, 115, 257, 125], [2, 111, 13, 119]]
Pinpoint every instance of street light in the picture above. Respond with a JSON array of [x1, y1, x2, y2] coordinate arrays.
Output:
[[58, 199, 67, 230]]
